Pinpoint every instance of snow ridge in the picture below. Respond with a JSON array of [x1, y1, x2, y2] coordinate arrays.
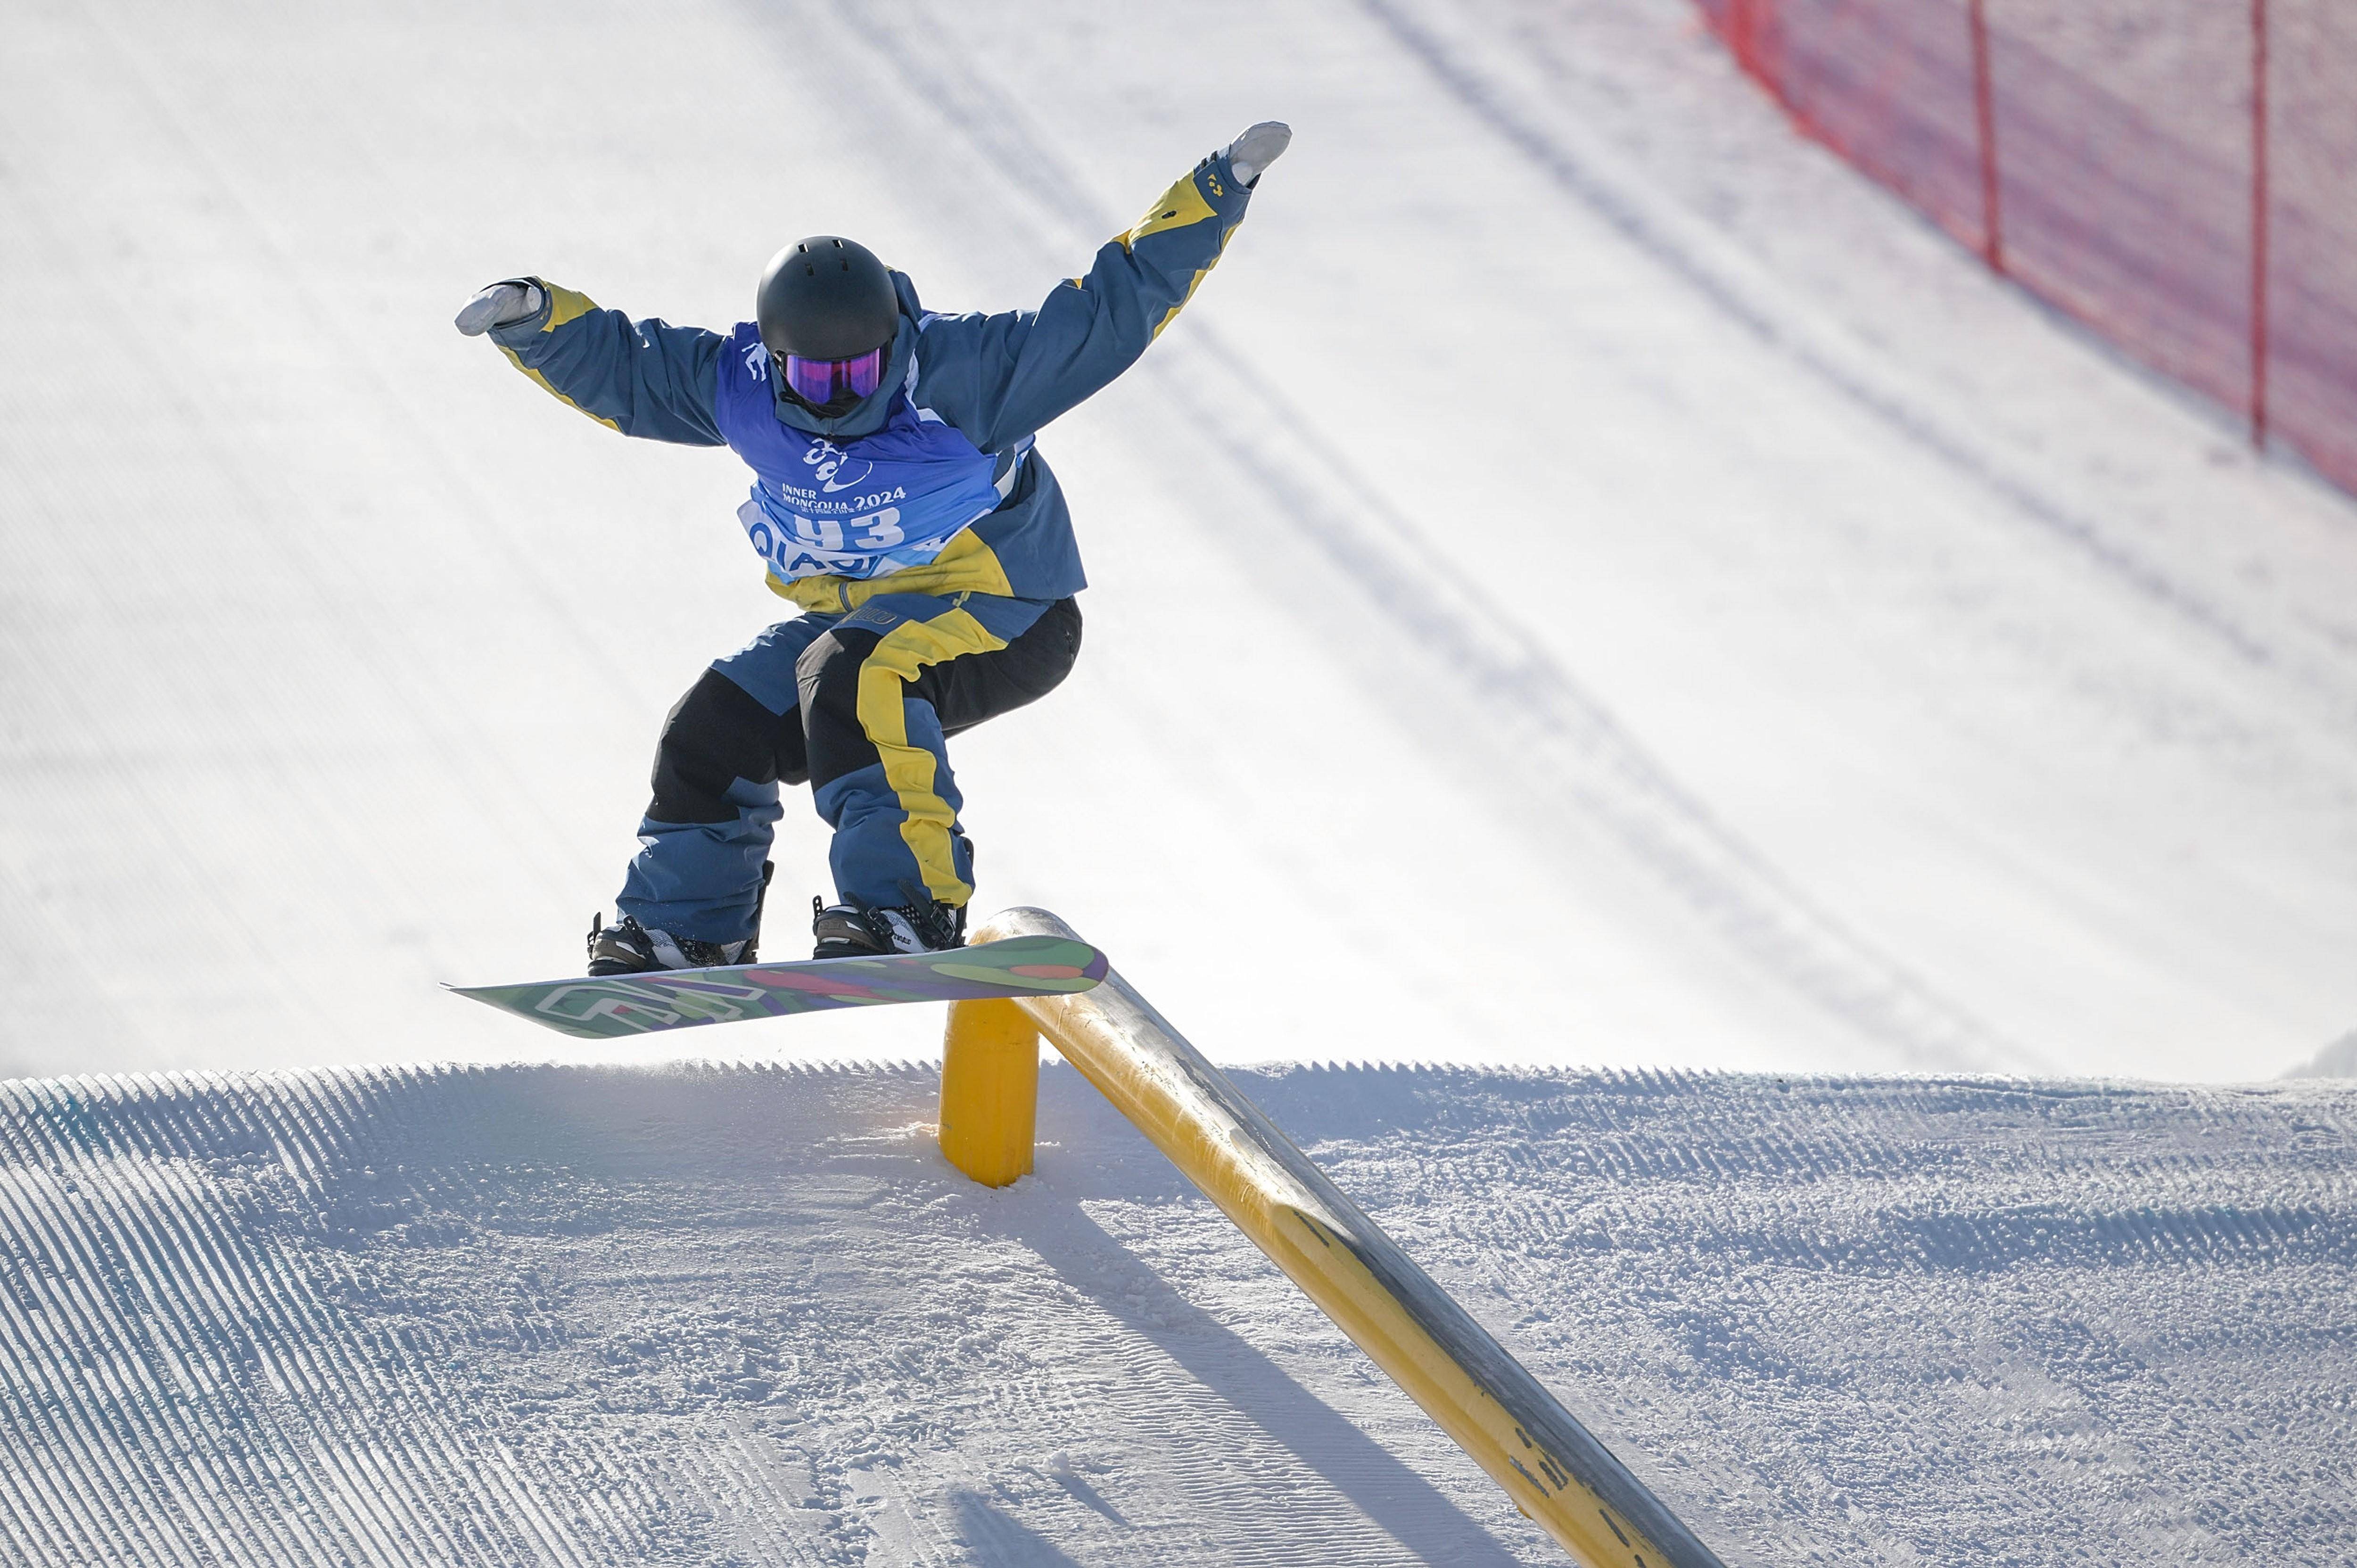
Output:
[[0, 1062, 2350, 1565]]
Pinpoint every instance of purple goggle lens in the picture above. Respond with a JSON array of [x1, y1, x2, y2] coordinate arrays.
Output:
[[780, 346, 888, 405]]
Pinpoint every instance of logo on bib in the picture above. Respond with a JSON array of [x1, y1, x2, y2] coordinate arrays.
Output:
[[804, 439, 878, 495]]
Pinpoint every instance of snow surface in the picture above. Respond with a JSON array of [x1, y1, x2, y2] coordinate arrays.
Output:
[[6, 5, 2357, 1559], [2, 1062, 2351, 1566], [4, 0, 2354, 1082]]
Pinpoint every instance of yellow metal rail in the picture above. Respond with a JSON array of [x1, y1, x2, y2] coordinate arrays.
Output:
[[940, 907, 1725, 1568]]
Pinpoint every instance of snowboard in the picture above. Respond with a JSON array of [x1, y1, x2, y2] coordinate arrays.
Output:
[[448, 935, 1108, 1041]]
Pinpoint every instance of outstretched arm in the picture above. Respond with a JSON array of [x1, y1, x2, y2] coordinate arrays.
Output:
[[456, 278, 728, 446], [915, 123, 1291, 453]]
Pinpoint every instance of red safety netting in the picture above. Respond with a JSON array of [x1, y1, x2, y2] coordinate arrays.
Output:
[[1692, 0, 2357, 496]]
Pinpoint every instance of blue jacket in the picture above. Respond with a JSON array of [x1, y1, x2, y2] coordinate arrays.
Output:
[[487, 151, 1258, 611]]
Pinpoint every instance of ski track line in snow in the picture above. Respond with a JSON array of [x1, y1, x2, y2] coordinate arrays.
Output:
[[1137, 351, 2037, 1076], [1357, 0, 2352, 719], [816, 0, 2035, 1077], [2, 1062, 2353, 1565]]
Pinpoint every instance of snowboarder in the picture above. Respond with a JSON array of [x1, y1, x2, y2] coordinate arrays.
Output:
[[456, 123, 1290, 970]]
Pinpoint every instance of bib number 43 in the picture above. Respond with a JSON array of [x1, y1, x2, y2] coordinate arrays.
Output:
[[738, 499, 914, 578]]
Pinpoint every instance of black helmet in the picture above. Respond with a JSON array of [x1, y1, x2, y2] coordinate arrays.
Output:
[[757, 236, 898, 361]]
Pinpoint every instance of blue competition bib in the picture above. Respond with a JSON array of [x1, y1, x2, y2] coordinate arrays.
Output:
[[711, 322, 1006, 582]]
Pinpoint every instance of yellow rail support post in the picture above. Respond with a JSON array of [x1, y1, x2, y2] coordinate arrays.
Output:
[[938, 996, 1040, 1188], [937, 908, 1726, 1568]]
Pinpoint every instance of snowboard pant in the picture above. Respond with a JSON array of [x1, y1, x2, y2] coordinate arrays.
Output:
[[616, 593, 1081, 947]]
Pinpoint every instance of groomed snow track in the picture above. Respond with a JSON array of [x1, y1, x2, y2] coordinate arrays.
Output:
[[0, 1062, 2350, 1565]]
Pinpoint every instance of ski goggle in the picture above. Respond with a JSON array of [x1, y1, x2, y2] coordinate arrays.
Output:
[[778, 345, 889, 406]]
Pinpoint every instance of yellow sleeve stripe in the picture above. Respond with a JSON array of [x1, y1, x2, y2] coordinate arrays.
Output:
[[488, 281, 620, 429], [494, 342, 621, 432], [541, 283, 600, 332], [1149, 221, 1243, 341], [1120, 168, 1218, 252]]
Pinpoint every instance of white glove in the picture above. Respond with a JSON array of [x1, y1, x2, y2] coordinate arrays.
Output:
[[453, 279, 545, 336], [1223, 121, 1292, 186]]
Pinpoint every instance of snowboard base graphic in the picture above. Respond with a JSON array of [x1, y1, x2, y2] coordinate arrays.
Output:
[[449, 935, 1108, 1040]]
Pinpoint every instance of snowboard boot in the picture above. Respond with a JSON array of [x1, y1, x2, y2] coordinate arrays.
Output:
[[809, 896, 967, 960], [585, 912, 750, 976]]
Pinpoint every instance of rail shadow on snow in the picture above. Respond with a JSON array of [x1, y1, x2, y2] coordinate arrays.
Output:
[[945, 1491, 1088, 1568], [971, 1191, 1527, 1567]]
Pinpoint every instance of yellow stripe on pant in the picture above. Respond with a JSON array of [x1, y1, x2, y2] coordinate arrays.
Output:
[[853, 608, 1008, 905]]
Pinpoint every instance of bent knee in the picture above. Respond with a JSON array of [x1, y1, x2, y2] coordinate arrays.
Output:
[[651, 668, 806, 818]]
